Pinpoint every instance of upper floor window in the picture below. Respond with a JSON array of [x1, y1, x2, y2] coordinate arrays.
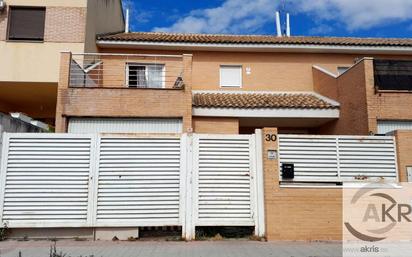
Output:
[[337, 66, 350, 75], [220, 65, 242, 88], [127, 63, 165, 88], [7, 7, 46, 41], [374, 59, 412, 91]]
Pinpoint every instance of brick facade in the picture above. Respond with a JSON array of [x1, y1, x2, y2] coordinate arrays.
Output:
[[56, 53, 193, 133], [395, 130, 412, 182], [0, 6, 86, 43], [44, 7, 86, 43], [193, 117, 239, 134]]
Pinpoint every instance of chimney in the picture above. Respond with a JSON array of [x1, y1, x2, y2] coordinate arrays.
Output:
[[275, 11, 282, 37], [125, 9, 130, 33], [286, 13, 290, 37]]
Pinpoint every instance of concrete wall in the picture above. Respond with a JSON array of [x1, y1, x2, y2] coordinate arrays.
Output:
[[84, 0, 124, 53], [0, 112, 44, 157]]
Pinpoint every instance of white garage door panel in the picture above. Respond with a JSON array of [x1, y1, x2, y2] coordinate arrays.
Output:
[[377, 120, 412, 135], [1, 135, 92, 227], [68, 118, 183, 134], [95, 137, 182, 226]]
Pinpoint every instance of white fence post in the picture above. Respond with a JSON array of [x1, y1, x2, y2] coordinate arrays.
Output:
[[0, 133, 10, 226], [183, 133, 195, 240], [87, 134, 100, 227], [254, 129, 265, 237]]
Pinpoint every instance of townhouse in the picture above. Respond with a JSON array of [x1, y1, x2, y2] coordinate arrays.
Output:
[[51, 32, 412, 241], [1, 2, 412, 241]]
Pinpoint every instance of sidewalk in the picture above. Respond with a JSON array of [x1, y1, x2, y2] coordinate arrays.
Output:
[[0, 240, 342, 257]]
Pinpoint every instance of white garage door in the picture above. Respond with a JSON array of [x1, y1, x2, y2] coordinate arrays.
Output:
[[377, 120, 412, 135], [68, 118, 182, 134]]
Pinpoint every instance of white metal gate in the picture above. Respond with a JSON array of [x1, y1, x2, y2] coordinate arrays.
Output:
[[192, 134, 256, 226], [0, 132, 263, 240]]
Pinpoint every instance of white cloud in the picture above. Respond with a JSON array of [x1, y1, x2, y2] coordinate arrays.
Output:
[[294, 0, 412, 31], [153, 0, 279, 34], [309, 24, 334, 35], [152, 0, 412, 34]]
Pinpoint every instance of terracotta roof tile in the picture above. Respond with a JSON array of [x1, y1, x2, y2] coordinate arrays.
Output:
[[98, 32, 412, 47], [193, 92, 339, 109]]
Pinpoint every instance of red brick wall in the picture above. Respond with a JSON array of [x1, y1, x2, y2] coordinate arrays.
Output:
[[319, 60, 370, 135], [395, 130, 412, 182], [193, 117, 239, 134], [56, 53, 193, 133], [44, 7, 86, 43]]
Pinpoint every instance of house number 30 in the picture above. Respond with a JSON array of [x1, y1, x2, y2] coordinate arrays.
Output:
[[265, 134, 277, 142]]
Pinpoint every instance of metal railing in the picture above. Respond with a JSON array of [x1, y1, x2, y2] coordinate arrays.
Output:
[[69, 53, 186, 89]]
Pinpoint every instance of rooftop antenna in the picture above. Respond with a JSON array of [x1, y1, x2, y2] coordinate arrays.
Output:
[[275, 11, 282, 37], [125, 8, 130, 33], [286, 13, 290, 37]]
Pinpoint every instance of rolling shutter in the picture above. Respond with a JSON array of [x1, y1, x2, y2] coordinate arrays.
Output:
[[8, 7, 46, 41], [1, 135, 92, 227]]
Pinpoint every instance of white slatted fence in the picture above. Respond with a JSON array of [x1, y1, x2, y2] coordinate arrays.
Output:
[[278, 135, 398, 182], [0, 132, 263, 240], [0, 134, 94, 227]]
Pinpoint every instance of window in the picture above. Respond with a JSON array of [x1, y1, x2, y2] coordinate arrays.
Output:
[[374, 59, 412, 91], [127, 63, 165, 88], [220, 65, 242, 87], [7, 7, 46, 41], [337, 66, 350, 75]]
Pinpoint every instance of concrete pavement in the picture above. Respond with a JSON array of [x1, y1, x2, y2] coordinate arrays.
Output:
[[0, 240, 342, 257]]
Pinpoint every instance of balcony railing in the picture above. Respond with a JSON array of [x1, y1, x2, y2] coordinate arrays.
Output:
[[69, 53, 186, 89]]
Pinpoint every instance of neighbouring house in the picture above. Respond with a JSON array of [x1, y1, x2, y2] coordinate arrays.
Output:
[[0, 0, 124, 126]]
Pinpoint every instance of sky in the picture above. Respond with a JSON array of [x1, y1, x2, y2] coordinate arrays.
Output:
[[122, 0, 412, 38]]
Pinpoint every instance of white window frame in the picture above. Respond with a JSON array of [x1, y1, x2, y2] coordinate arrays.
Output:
[[220, 65, 242, 88], [126, 63, 166, 88]]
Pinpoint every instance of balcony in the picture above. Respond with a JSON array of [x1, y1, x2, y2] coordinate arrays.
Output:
[[68, 53, 187, 89], [56, 52, 193, 132]]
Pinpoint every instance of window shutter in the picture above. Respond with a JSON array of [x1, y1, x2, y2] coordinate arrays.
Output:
[[8, 7, 46, 40], [220, 66, 242, 87]]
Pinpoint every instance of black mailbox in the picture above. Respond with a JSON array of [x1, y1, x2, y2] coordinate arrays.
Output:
[[282, 163, 294, 179]]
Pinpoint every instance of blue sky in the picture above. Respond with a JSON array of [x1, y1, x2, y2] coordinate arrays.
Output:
[[123, 0, 412, 38]]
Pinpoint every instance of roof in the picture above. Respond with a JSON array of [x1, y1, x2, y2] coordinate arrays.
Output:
[[98, 32, 412, 47], [192, 92, 339, 110]]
